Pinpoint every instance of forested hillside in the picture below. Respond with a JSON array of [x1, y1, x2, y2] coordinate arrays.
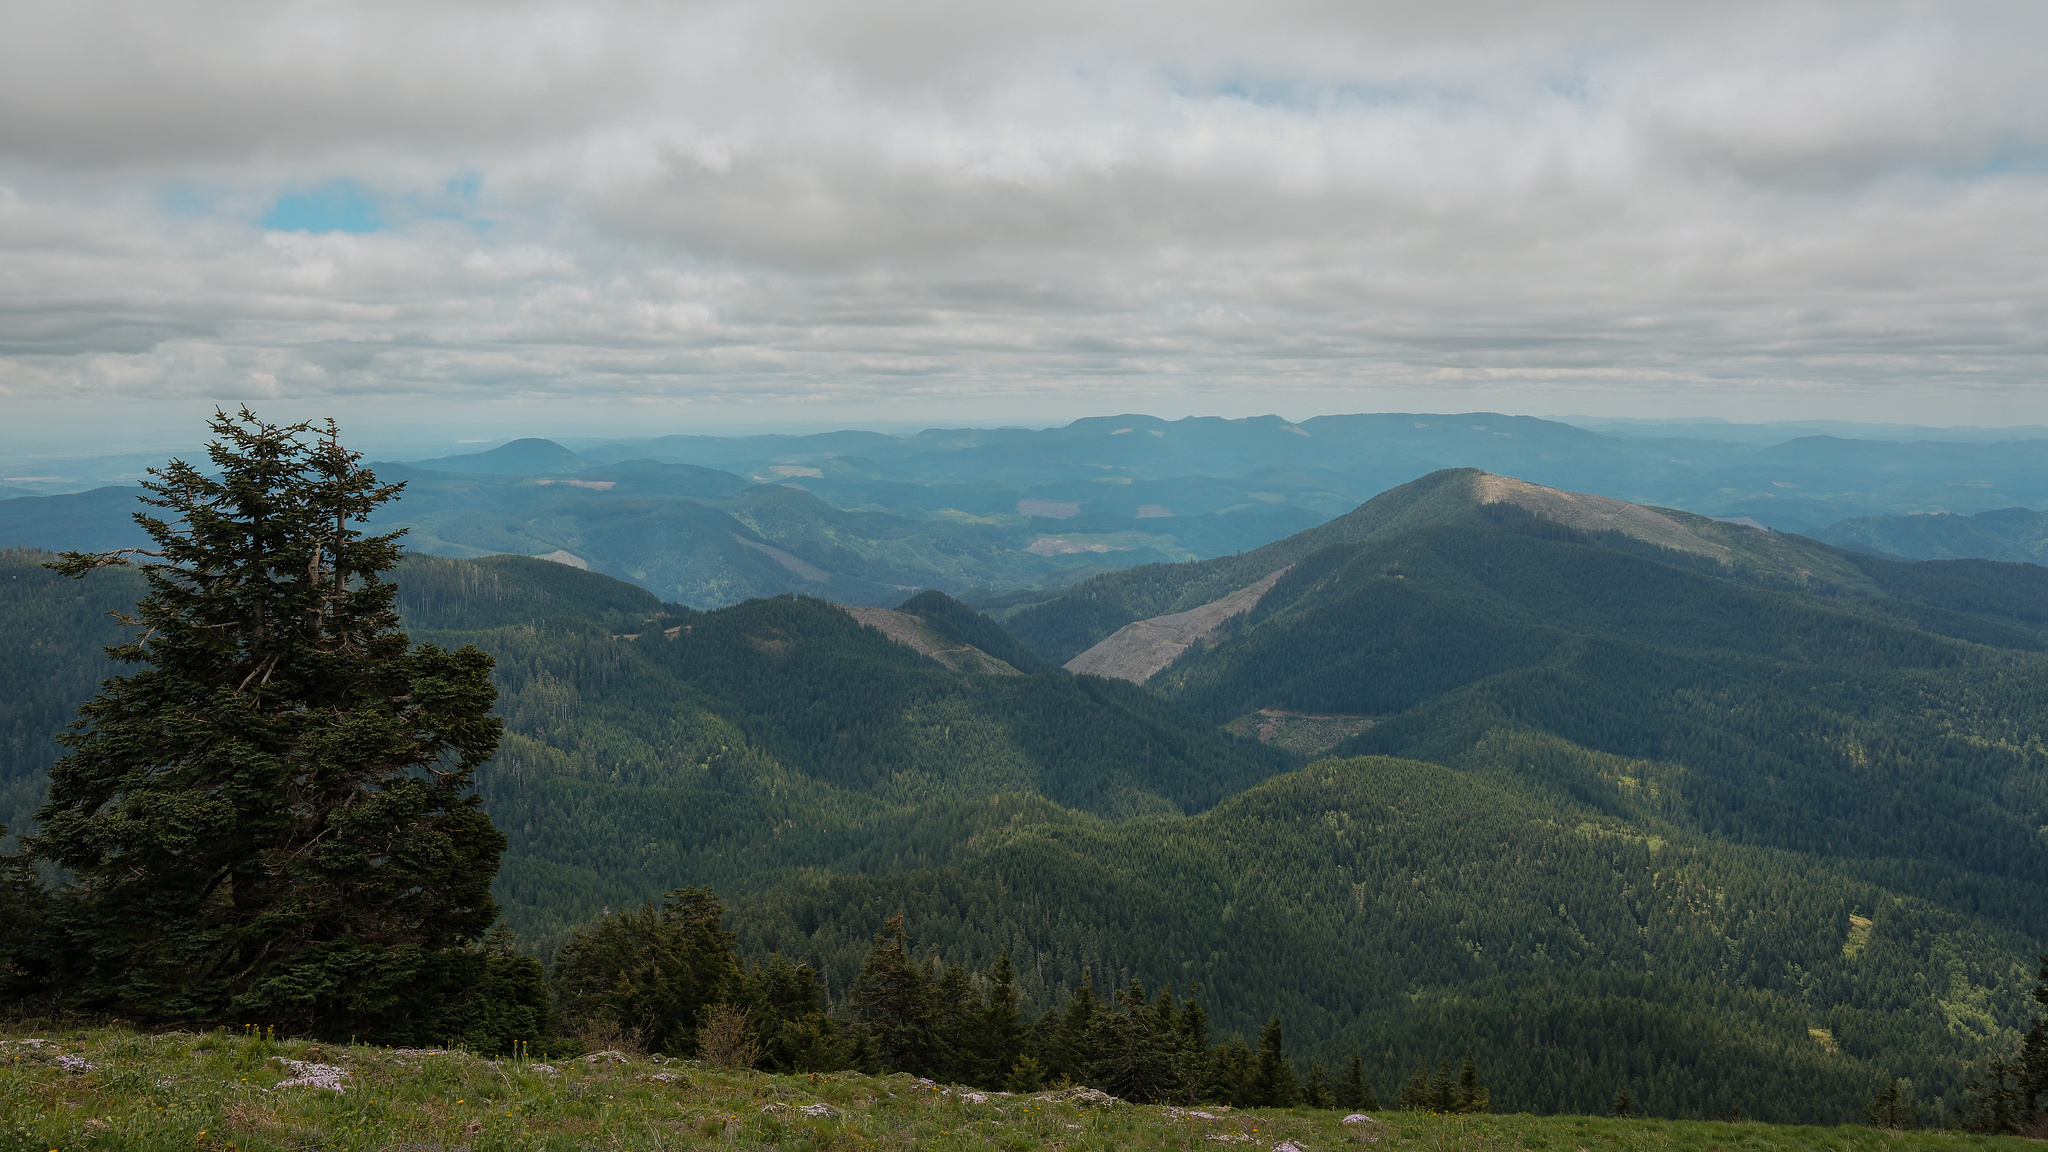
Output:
[[0, 544, 1280, 949], [729, 754, 2033, 1122], [0, 550, 143, 843], [1821, 507, 2048, 566], [1111, 507, 2048, 940], [988, 468, 1919, 662], [938, 470, 2048, 1119]]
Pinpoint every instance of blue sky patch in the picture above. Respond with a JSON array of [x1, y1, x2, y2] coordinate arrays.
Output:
[[263, 182, 385, 233]]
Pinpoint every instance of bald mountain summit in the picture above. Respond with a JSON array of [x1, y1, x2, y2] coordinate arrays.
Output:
[[4, 465, 2048, 1123]]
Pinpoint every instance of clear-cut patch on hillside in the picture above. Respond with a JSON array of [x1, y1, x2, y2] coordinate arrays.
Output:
[[1016, 498, 1080, 519], [1026, 537, 1111, 556], [730, 534, 831, 581], [1223, 709, 1376, 757], [1472, 473, 1730, 560], [1063, 567, 1290, 684], [841, 606, 1021, 675]]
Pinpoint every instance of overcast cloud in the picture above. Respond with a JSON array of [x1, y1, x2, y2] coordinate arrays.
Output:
[[2, 0, 2045, 444]]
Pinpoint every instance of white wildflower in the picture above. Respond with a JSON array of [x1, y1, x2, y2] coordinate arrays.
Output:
[[57, 1055, 96, 1072], [1342, 1113, 1378, 1125]]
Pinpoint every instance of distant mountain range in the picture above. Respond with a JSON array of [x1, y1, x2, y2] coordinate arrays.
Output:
[[3, 411, 2044, 609]]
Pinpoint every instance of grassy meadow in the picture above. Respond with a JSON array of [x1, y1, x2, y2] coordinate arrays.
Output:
[[0, 1028, 2034, 1152]]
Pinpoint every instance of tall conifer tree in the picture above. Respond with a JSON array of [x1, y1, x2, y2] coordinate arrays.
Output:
[[850, 916, 936, 1075], [1397, 1064, 1431, 1111], [1049, 980, 1099, 1082], [1339, 1052, 1381, 1110], [27, 410, 506, 1035], [1175, 995, 1213, 1105], [1209, 1035, 1255, 1107], [1456, 1049, 1490, 1113], [1092, 978, 1175, 1103], [976, 951, 1026, 1086], [1305, 1061, 1337, 1108], [1430, 1061, 1457, 1111], [1252, 1017, 1302, 1107]]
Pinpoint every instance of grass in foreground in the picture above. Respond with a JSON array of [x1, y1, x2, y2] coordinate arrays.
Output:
[[0, 1029, 2036, 1152]]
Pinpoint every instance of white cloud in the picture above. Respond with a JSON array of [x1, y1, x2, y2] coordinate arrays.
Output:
[[1, 0, 2046, 442]]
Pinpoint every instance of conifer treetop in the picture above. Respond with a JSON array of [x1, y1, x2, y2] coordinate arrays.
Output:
[[53, 406, 410, 698], [27, 408, 507, 1034]]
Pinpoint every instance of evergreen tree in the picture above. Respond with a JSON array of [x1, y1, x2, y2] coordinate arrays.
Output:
[[443, 924, 551, 1055], [975, 951, 1026, 1087], [1048, 980, 1099, 1083], [1397, 1064, 1432, 1111], [743, 954, 848, 1073], [1149, 987, 1180, 1055], [1429, 1061, 1456, 1111], [1251, 1017, 1302, 1107], [1178, 994, 1211, 1052], [1338, 1052, 1381, 1111], [1961, 1056, 2027, 1135], [1456, 1049, 1490, 1113], [850, 916, 935, 1075], [552, 887, 742, 1055], [1864, 1078, 1916, 1130], [1174, 995, 1213, 1105], [0, 829, 50, 1003], [1025, 1001, 1062, 1077], [1611, 1087, 1636, 1119], [928, 960, 978, 1082], [1208, 1035, 1255, 1107], [1305, 1061, 1337, 1109], [1091, 978, 1175, 1103], [25, 410, 507, 1036], [1005, 1054, 1048, 1093], [846, 1022, 882, 1074], [746, 953, 823, 1027]]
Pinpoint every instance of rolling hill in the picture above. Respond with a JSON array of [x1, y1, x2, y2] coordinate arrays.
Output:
[[987, 468, 1914, 664], [1819, 507, 2048, 565], [0, 547, 1289, 921]]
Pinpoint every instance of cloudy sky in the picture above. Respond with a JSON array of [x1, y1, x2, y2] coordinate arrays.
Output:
[[2, 0, 2045, 449]]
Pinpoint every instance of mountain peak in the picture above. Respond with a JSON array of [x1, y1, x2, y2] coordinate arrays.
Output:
[[404, 438, 588, 476]]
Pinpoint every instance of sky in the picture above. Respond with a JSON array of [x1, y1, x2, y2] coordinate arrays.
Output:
[[2, 0, 2047, 451]]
